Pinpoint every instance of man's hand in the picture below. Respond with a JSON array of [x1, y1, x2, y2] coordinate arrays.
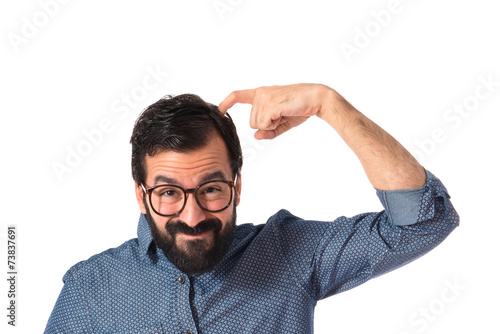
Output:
[[218, 83, 331, 140], [220, 83, 426, 190]]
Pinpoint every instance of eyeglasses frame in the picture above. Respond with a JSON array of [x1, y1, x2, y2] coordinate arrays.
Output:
[[141, 175, 238, 217]]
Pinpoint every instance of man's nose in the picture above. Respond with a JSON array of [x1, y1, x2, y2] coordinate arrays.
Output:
[[178, 193, 207, 227]]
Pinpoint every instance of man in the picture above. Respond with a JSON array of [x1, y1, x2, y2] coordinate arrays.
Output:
[[45, 83, 459, 333]]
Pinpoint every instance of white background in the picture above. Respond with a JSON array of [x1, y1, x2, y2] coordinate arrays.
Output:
[[1, 0, 499, 333]]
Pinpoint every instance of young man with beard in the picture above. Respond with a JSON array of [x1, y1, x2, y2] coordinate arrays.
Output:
[[45, 83, 459, 333]]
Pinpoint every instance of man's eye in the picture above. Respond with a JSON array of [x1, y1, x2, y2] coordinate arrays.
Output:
[[162, 190, 175, 196], [159, 188, 181, 197], [203, 186, 221, 194]]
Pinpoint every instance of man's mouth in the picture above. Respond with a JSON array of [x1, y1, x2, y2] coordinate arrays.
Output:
[[178, 230, 213, 239]]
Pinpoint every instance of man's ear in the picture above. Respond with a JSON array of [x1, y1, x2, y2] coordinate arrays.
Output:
[[235, 174, 242, 206], [135, 182, 147, 215]]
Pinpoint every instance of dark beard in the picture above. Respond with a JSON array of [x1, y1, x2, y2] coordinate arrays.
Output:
[[144, 202, 236, 276]]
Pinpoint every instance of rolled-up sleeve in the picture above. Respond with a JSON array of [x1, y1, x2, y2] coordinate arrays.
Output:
[[317, 169, 459, 299], [376, 169, 453, 226], [271, 169, 459, 302]]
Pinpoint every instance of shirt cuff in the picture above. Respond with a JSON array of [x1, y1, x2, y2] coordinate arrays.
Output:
[[375, 169, 439, 226]]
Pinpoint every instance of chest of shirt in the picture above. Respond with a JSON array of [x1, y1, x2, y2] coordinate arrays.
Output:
[[84, 231, 316, 333]]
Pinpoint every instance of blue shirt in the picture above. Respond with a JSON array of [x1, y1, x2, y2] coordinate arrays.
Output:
[[45, 170, 459, 333]]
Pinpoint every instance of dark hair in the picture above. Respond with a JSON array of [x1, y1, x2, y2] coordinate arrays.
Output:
[[130, 94, 242, 185]]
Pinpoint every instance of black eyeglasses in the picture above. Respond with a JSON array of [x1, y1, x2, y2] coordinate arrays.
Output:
[[141, 176, 237, 217]]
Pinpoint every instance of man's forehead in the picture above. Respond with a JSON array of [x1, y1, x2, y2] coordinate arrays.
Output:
[[144, 135, 232, 184]]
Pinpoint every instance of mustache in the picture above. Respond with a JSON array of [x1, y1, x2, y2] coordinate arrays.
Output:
[[165, 218, 223, 236]]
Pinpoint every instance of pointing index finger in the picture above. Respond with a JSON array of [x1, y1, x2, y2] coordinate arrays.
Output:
[[218, 89, 256, 115]]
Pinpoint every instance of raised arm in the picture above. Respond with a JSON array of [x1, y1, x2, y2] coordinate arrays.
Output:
[[219, 84, 459, 299], [219, 83, 425, 190]]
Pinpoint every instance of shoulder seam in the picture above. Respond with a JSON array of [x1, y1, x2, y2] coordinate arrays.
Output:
[[269, 216, 317, 304], [67, 267, 95, 333]]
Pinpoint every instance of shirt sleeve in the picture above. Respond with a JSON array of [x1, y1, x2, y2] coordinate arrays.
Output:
[[270, 169, 459, 302], [44, 268, 93, 334], [375, 169, 439, 226]]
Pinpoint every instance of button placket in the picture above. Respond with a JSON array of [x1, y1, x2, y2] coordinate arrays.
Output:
[[174, 274, 197, 334]]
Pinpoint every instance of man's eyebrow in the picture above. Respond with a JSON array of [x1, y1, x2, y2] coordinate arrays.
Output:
[[153, 175, 178, 185], [200, 171, 229, 183], [153, 171, 230, 187]]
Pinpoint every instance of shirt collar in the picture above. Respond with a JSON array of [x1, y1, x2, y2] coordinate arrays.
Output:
[[137, 213, 156, 263]]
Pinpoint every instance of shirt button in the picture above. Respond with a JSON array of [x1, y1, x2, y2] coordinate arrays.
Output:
[[178, 276, 186, 284], [186, 331, 193, 334]]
